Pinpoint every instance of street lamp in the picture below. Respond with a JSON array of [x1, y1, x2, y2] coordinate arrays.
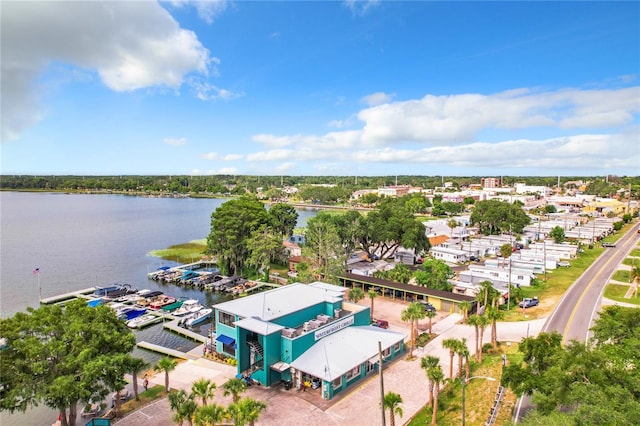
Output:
[[461, 373, 497, 426]]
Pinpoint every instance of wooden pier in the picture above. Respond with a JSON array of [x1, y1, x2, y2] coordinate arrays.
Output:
[[163, 319, 208, 343], [40, 287, 97, 305], [136, 341, 198, 360]]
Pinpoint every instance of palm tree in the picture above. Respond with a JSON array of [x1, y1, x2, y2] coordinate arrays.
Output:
[[222, 377, 247, 403], [468, 314, 489, 362], [441, 338, 458, 379], [425, 309, 436, 335], [467, 314, 482, 361], [454, 338, 470, 378], [368, 289, 378, 321], [382, 391, 404, 426], [128, 357, 149, 401], [486, 307, 504, 349], [348, 287, 365, 304], [476, 280, 500, 312], [427, 365, 445, 425], [193, 404, 226, 426], [192, 378, 217, 406], [631, 264, 640, 299], [168, 390, 197, 426], [401, 302, 426, 357], [447, 218, 458, 237], [227, 397, 267, 426], [458, 301, 471, 323], [155, 357, 178, 393], [420, 355, 440, 406]]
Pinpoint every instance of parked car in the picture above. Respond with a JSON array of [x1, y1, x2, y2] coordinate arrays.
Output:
[[372, 319, 389, 329], [557, 261, 570, 267], [421, 302, 436, 312], [469, 255, 480, 262], [602, 242, 616, 248], [519, 297, 539, 308]]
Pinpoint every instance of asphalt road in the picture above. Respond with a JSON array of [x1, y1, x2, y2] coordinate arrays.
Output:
[[514, 222, 640, 422]]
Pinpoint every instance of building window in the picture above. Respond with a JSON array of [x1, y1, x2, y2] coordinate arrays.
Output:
[[382, 348, 391, 358], [394, 342, 401, 352], [346, 365, 360, 381], [219, 311, 235, 327], [332, 377, 342, 389]]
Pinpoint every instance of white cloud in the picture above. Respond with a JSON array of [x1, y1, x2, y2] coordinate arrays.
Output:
[[164, 137, 187, 146], [169, 0, 228, 24], [1, 1, 212, 141], [275, 162, 296, 173], [361, 91, 394, 107], [222, 154, 244, 161], [191, 80, 243, 101], [344, 0, 380, 16], [200, 152, 219, 160]]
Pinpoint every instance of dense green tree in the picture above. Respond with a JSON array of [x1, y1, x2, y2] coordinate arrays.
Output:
[[331, 210, 364, 261], [206, 196, 272, 275], [549, 226, 566, 244], [414, 258, 453, 291], [373, 263, 413, 284], [246, 225, 283, 276], [0, 299, 136, 426], [303, 212, 344, 279], [359, 192, 379, 206], [268, 203, 298, 237], [168, 389, 197, 426], [544, 204, 557, 214], [470, 199, 531, 235], [382, 391, 403, 426]]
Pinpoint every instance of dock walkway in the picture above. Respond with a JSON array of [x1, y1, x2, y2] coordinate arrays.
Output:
[[163, 319, 208, 343], [137, 341, 198, 360], [40, 287, 97, 305]]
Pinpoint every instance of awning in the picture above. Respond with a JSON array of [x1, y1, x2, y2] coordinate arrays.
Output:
[[216, 335, 236, 345], [270, 361, 291, 372]]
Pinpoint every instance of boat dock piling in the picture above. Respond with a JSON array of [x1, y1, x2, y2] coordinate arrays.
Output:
[[163, 319, 208, 343], [137, 341, 198, 360]]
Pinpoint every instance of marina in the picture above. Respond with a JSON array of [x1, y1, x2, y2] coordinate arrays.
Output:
[[163, 319, 208, 343], [39, 287, 97, 305], [136, 341, 198, 360]]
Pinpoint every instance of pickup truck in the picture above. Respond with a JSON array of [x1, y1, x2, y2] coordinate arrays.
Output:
[[602, 242, 616, 248], [519, 297, 539, 308]]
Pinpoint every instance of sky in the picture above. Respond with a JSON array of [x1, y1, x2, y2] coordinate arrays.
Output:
[[1, 0, 639, 177]]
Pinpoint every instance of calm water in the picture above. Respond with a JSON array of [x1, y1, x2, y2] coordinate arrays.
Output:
[[0, 191, 317, 425]]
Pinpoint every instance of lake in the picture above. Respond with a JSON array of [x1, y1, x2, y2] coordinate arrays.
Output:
[[0, 191, 317, 425]]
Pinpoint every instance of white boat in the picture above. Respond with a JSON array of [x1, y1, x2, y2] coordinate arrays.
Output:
[[126, 313, 160, 329], [172, 299, 203, 317], [184, 308, 212, 327]]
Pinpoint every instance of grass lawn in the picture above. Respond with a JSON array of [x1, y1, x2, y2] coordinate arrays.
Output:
[[407, 345, 519, 426], [149, 239, 207, 264], [603, 283, 640, 305], [116, 385, 166, 417], [612, 270, 631, 282], [622, 257, 640, 266], [630, 249, 640, 257]]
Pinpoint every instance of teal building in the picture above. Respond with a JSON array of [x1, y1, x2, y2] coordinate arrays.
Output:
[[212, 282, 406, 400]]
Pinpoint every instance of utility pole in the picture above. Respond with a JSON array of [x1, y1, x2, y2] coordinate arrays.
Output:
[[379, 341, 386, 426]]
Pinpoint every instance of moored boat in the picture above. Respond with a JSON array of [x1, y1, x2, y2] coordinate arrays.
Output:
[[184, 308, 212, 327], [149, 295, 176, 310], [172, 299, 203, 316], [161, 297, 187, 312], [118, 307, 147, 321], [126, 313, 160, 329]]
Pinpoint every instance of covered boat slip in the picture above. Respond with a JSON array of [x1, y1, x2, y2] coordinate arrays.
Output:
[[336, 273, 476, 314]]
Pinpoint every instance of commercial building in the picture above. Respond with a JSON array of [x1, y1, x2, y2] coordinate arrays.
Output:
[[212, 282, 406, 400]]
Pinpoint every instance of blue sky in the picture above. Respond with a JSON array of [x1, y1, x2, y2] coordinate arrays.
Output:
[[1, 0, 639, 177]]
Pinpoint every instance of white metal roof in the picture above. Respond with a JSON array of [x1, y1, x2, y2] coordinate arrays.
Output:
[[289, 326, 406, 382], [234, 317, 285, 335], [213, 282, 344, 321]]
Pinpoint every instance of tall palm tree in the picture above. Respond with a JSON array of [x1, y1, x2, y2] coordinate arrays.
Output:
[[467, 314, 482, 361], [476, 280, 499, 312], [441, 338, 458, 379], [222, 377, 247, 403], [193, 404, 226, 426], [382, 391, 404, 426], [368, 289, 378, 321], [454, 338, 470, 378], [631, 264, 640, 298], [486, 307, 504, 348], [154, 357, 178, 393], [227, 397, 267, 426], [428, 365, 445, 425], [191, 378, 217, 406], [458, 301, 471, 323], [476, 314, 489, 362], [447, 218, 457, 237], [401, 302, 426, 357], [420, 355, 440, 406], [128, 357, 149, 401], [425, 309, 436, 335], [348, 287, 365, 304]]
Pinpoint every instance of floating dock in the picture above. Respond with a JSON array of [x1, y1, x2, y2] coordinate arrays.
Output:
[[40, 287, 97, 305], [163, 319, 208, 343], [136, 341, 198, 360]]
